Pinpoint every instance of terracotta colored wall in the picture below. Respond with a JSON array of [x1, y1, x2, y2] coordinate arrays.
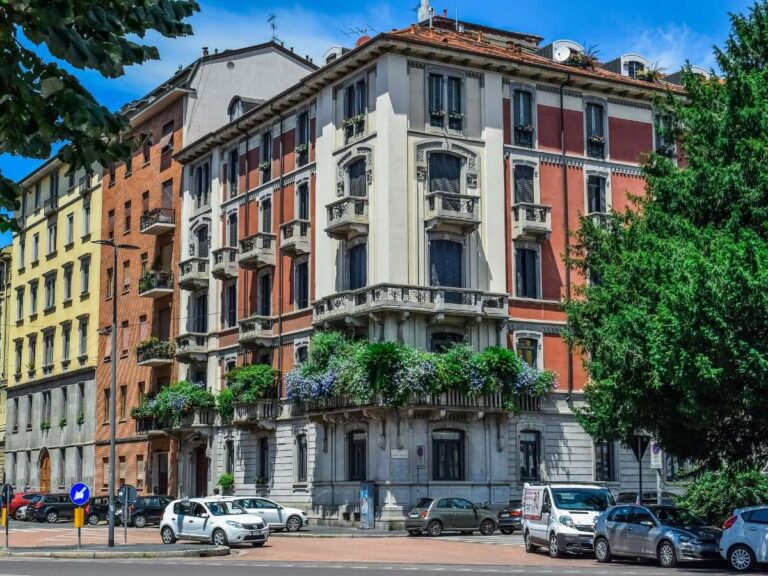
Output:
[[502, 97, 511, 145], [537, 105, 584, 155], [609, 117, 653, 164]]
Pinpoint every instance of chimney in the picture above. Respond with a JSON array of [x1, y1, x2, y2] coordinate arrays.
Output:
[[202, 46, 209, 57], [442, 8, 448, 17]]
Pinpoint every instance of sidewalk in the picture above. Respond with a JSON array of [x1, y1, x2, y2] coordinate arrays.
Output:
[[0, 543, 229, 559]]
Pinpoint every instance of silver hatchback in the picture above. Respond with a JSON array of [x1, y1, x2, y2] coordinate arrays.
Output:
[[594, 505, 722, 568]]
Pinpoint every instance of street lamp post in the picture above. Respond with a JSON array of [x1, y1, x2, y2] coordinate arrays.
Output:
[[93, 239, 139, 547]]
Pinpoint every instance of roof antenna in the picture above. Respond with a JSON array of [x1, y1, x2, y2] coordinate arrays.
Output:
[[267, 14, 280, 42]]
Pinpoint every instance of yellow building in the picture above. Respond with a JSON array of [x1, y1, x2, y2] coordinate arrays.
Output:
[[4, 160, 102, 492]]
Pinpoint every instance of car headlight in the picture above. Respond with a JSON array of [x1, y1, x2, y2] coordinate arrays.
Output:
[[678, 534, 701, 545], [226, 520, 243, 529], [559, 515, 575, 528]]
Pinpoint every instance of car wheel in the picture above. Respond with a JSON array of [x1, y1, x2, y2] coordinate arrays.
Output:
[[14, 510, 25, 521], [45, 510, 59, 523], [427, 520, 443, 537], [729, 544, 756, 572], [524, 531, 538, 553], [500, 528, 513, 535], [594, 537, 612, 563], [251, 542, 265, 547], [87, 514, 100, 526], [285, 515, 302, 532], [657, 540, 677, 568], [211, 528, 229, 547], [132, 514, 147, 528], [407, 530, 421, 536], [161, 526, 176, 545], [549, 533, 562, 558], [479, 519, 496, 536]]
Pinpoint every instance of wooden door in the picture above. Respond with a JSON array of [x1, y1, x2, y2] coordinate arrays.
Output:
[[39, 452, 51, 492]]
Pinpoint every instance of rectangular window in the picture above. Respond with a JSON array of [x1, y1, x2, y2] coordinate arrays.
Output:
[[226, 283, 237, 328], [66, 170, 75, 189], [122, 260, 130, 293], [160, 121, 174, 153], [296, 435, 307, 483], [515, 247, 539, 299], [26, 394, 33, 430], [106, 268, 114, 300], [103, 389, 110, 423], [655, 114, 675, 157], [136, 455, 145, 490], [586, 103, 605, 159], [79, 320, 88, 357], [141, 190, 149, 214], [348, 159, 367, 198], [298, 185, 310, 220], [594, 440, 616, 482], [42, 391, 51, 422], [297, 111, 309, 164], [62, 324, 71, 363], [225, 440, 235, 475], [66, 213, 74, 245], [78, 383, 85, 419], [125, 155, 133, 177], [260, 132, 272, 182], [432, 429, 464, 481], [348, 244, 367, 291], [63, 265, 73, 301], [14, 341, 22, 374], [516, 336, 539, 368], [124, 201, 131, 233], [32, 233, 39, 262], [29, 281, 38, 315], [119, 385, 127, 420], [107, 210, 115, 239], [80, 257, 90, 294], [513, 165, 535, 204], [447, 76, 463, 130], [142, 131, 152, 164], [428, 153, 462, 194], [587, 176, 607, 214], [15, 289, 23, 322], [519, 430, 540, 481], [121, 320, 129, 356], [348, 431, 366, 481], [34, 183, 41, 210], [47, 221, 57, 255], [294, 261, 309, 310], [259, 274, 271, 316], [102, 458, 109, 489], [108, 163, 116, 186], [49, 171, 59, 198], [76, 447, 83, 482], [82, 203, 90, 236], [18, 240, 24, 269], [258, 437, 269, 479], [513, 89, 534, 147], [44, 274, 56, 310], [162, 179, 173, 209], [428, 73, 444, 128]]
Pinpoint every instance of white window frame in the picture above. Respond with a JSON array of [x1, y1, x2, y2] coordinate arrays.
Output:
[[513, 240, 542, 300], [509, 82, 538, 148], [584, 97, 609, 160], [513, 331, 544, 370], [426, 67, 466, 134], [584, 168, 612, 216], [510, 157, 541, 205]]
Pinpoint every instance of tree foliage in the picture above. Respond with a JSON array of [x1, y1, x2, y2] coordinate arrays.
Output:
[[0, 0, 199, 228], [565, 2, 768, 468], [677, 469, 768, 525]]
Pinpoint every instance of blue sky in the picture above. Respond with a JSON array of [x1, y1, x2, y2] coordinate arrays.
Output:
[[0, 0, 752, 246]]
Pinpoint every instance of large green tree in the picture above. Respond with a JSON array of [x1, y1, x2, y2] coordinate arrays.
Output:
[[0, 0, 199, 229], [565, 2, 768, 469]]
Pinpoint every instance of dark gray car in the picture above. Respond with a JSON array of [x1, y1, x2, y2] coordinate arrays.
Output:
[[404, 497, 498, 537], [594, 505, 722, 568]]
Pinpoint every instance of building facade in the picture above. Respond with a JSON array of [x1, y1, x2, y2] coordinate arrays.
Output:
[[0, 247, 12, 477], [5, 161, 102, 491], [93, 42, 315, 498]]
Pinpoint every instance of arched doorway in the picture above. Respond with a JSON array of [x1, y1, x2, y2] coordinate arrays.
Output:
[[39, 451, 51, 492]]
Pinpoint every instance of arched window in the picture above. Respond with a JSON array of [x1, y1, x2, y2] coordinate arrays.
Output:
[[348, 430, 366, 481], [229, 98, 244, 121], [428, 153, 462, 194], [348, 159, 367, 197], [626, 60, 645, 78], [432, 429, 465, 481]]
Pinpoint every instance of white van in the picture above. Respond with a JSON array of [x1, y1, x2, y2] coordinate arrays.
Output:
[[522, 482, 615, 557]]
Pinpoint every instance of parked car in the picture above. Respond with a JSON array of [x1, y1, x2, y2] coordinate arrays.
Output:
[[116, 495, 173, 527], [498, 500, 523, 535], [523, 483, 616, 557], [594, 505, 722, 568], [159, 497, 269, 547], [31, 493, 76, 523], [616, 492, 677, 505], [86, 496, 111, 525], [720, 505, 768, 572], [405, 497, 498, 537], [231, 497, 308, 532], [15, 494, 43, 520], [9, 491, 44, 519]]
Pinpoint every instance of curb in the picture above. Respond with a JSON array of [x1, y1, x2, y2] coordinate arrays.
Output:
[[0, 546, 230, 559], [271, 532, 404, 538]]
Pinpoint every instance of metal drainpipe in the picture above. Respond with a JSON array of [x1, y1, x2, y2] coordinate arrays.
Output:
[[276, 114, 285, 388], [559, 75, 574, 397], [243, 129, 250, 364]]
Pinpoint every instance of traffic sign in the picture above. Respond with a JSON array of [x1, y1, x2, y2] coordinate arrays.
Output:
[[650, 439, 663, 469], [2, 484, 13, 505], [117, 484, 137, 506], [629, 435, 650, 462], [69, 482, 90, 506]]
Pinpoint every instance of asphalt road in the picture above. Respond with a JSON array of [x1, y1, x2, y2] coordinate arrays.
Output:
[[0, 558, 736, 576]]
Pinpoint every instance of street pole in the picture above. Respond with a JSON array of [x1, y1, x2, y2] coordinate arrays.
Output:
[[108, 243, 118, 548], [637, 435, 643, 506]]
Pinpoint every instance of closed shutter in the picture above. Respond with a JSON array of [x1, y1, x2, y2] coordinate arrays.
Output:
[[515, 248, 538, 298], [345, 85, 355, 118], [348, 244, 367, 290], [430, 240, 463, 288], [428, 153, 462, 194], [298, 185, 309, 220], [348, 159, 367, 197], [514, 165, 535, 204]]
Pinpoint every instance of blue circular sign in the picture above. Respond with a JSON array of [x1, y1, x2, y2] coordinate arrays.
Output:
[[69, 482, 90, 506]]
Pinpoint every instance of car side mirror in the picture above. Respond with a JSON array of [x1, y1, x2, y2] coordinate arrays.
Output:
[[200, 513, 208, 519], [640, 520, 654, 528]]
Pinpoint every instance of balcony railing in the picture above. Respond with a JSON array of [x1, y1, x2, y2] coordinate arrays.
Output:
[[425, 192, 480, 233], [138, 270, 173, 298], [211, 247, 238, 280], [79, 173, 95, 195], [586, 211, 611, 228], [167, 407, 216, 431], [280, 219, 311, 256], [135, 416, 167, 435], [511, 203, 552, 240], [136, 339, 175, 367], [313, 284, 508, 325], [43, 197, 58, 216], [140, 208, 175, 235], [178, 257, 209, 290], [175, 333, 208, 361], [301, 390, 505, 415], [587, 138, 605, 159], [232, 399, 279, 429], [238, 314, 274, 346], [514, 126, 535, 148], [325, 196, 368, 240], [238, 233, 275, 269]]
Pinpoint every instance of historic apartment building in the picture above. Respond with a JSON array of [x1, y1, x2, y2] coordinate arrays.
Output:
[[168, 12, 694, 527], [5, 160, 103, 492], [93, 42, 315, 497]]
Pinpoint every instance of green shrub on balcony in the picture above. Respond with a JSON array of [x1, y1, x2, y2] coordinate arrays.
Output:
[[131, 380, 215, 427], [217, 364, 277, 422], [285, 331, 556, 412], [136, 337, 175, 360]]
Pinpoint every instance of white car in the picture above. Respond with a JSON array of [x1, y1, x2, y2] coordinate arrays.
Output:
[[159, 498, 270, 547], [232, 497, 308, 532], [720, 505, 768, 571]]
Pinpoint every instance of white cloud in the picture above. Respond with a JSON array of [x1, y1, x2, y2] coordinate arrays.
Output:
[[621, 24, 718, 73]]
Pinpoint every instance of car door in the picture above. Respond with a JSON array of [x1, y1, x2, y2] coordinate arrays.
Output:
[[451, 498, 478, 529], [743, 508, 768, 562], [604, 506, 633, 554], [434, 498, 455, 530], [627, 507, 659, 558], [183, 502, 211, 540], [529, 490, 552, 545], [171, 501, 193, 537], [255, 498, 283, 527]]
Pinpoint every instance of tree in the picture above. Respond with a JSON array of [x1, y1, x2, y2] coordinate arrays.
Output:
[[0, 0, 200, 229], [565, 2, 768, 469]]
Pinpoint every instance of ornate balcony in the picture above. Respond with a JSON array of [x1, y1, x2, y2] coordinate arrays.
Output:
[[178, 257, 209, 290], [325, 197, 368, 240], [138, 270, 173, 299], [175, 333, 208, 362], [238, 233, 276, 269], [212, 247, 238, 280], [313, 284, 508, 326], [136, 338, 175, 367], [166, 408, 216, 432], [140, 208, 175, 235], [232, 399, 279, 429], [43, 197, 58, 216], [511, 203, 552, 240], [238, 315, 274, 346], [280, 219, 310, 256], [135, 416, 167, 436], [425, 192, 481, 233], [587, 138, 605, 159]]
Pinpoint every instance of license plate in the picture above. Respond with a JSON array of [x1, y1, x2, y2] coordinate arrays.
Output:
[[409, 513, 419, 518], [250, 532, 264, 538]]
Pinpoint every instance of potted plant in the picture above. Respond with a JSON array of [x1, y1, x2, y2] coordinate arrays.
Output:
[[259, 160, 271, 171], [429, 107, 445, 117], [76, 414, 85, 426], [40, 421, 51, 431], [636, 63, 666, 82], [567, 45, 600, 69], [353, 113, 366, 125], [295, 143, 308, 155], [588, 135, 606, 144], [218, 473, 235, 494], [516, 123, 534, 133], [59, 417, 67, 428]]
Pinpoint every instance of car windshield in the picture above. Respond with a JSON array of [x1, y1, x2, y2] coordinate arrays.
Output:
[[415, 498, 433, 508], [652, 508, 706, 527], [206, 501, 246, 516], [552, 488, 615, 512]]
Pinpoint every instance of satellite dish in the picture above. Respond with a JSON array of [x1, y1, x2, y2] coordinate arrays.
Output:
[[554, 46, 572, 62]]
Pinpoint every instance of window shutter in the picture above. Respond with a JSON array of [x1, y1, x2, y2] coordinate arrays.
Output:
[[447, 77, 462, 114], [259, 275, 271, 316], [349, 160, 367, 197], [514, 165, 535, 204], [429, 154, 461, 194], [345, 86, 355, 118], [599, 177, 606, 213], [356, 80, 366, 115], [349, 244, 367, 290], [430, 240, 463, 288]]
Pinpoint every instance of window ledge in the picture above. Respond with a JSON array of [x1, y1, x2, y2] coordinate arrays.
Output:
[[17, 267, 25, 274], [80, 291, 90, 300], [64, 242, 74, 250], [29, 313, 38, 321], [46, 251, 57, 260], [61, 360, 71, 370], [63, 298, 72, 307], [509, 297, 562, 306], [142, 161, 150, 168], [44, 305, 56, 314], [108, 182, 116, 188], [31, 260, 39, 268], [78, 355, 88, 365], [81, 233, 91, 242]]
